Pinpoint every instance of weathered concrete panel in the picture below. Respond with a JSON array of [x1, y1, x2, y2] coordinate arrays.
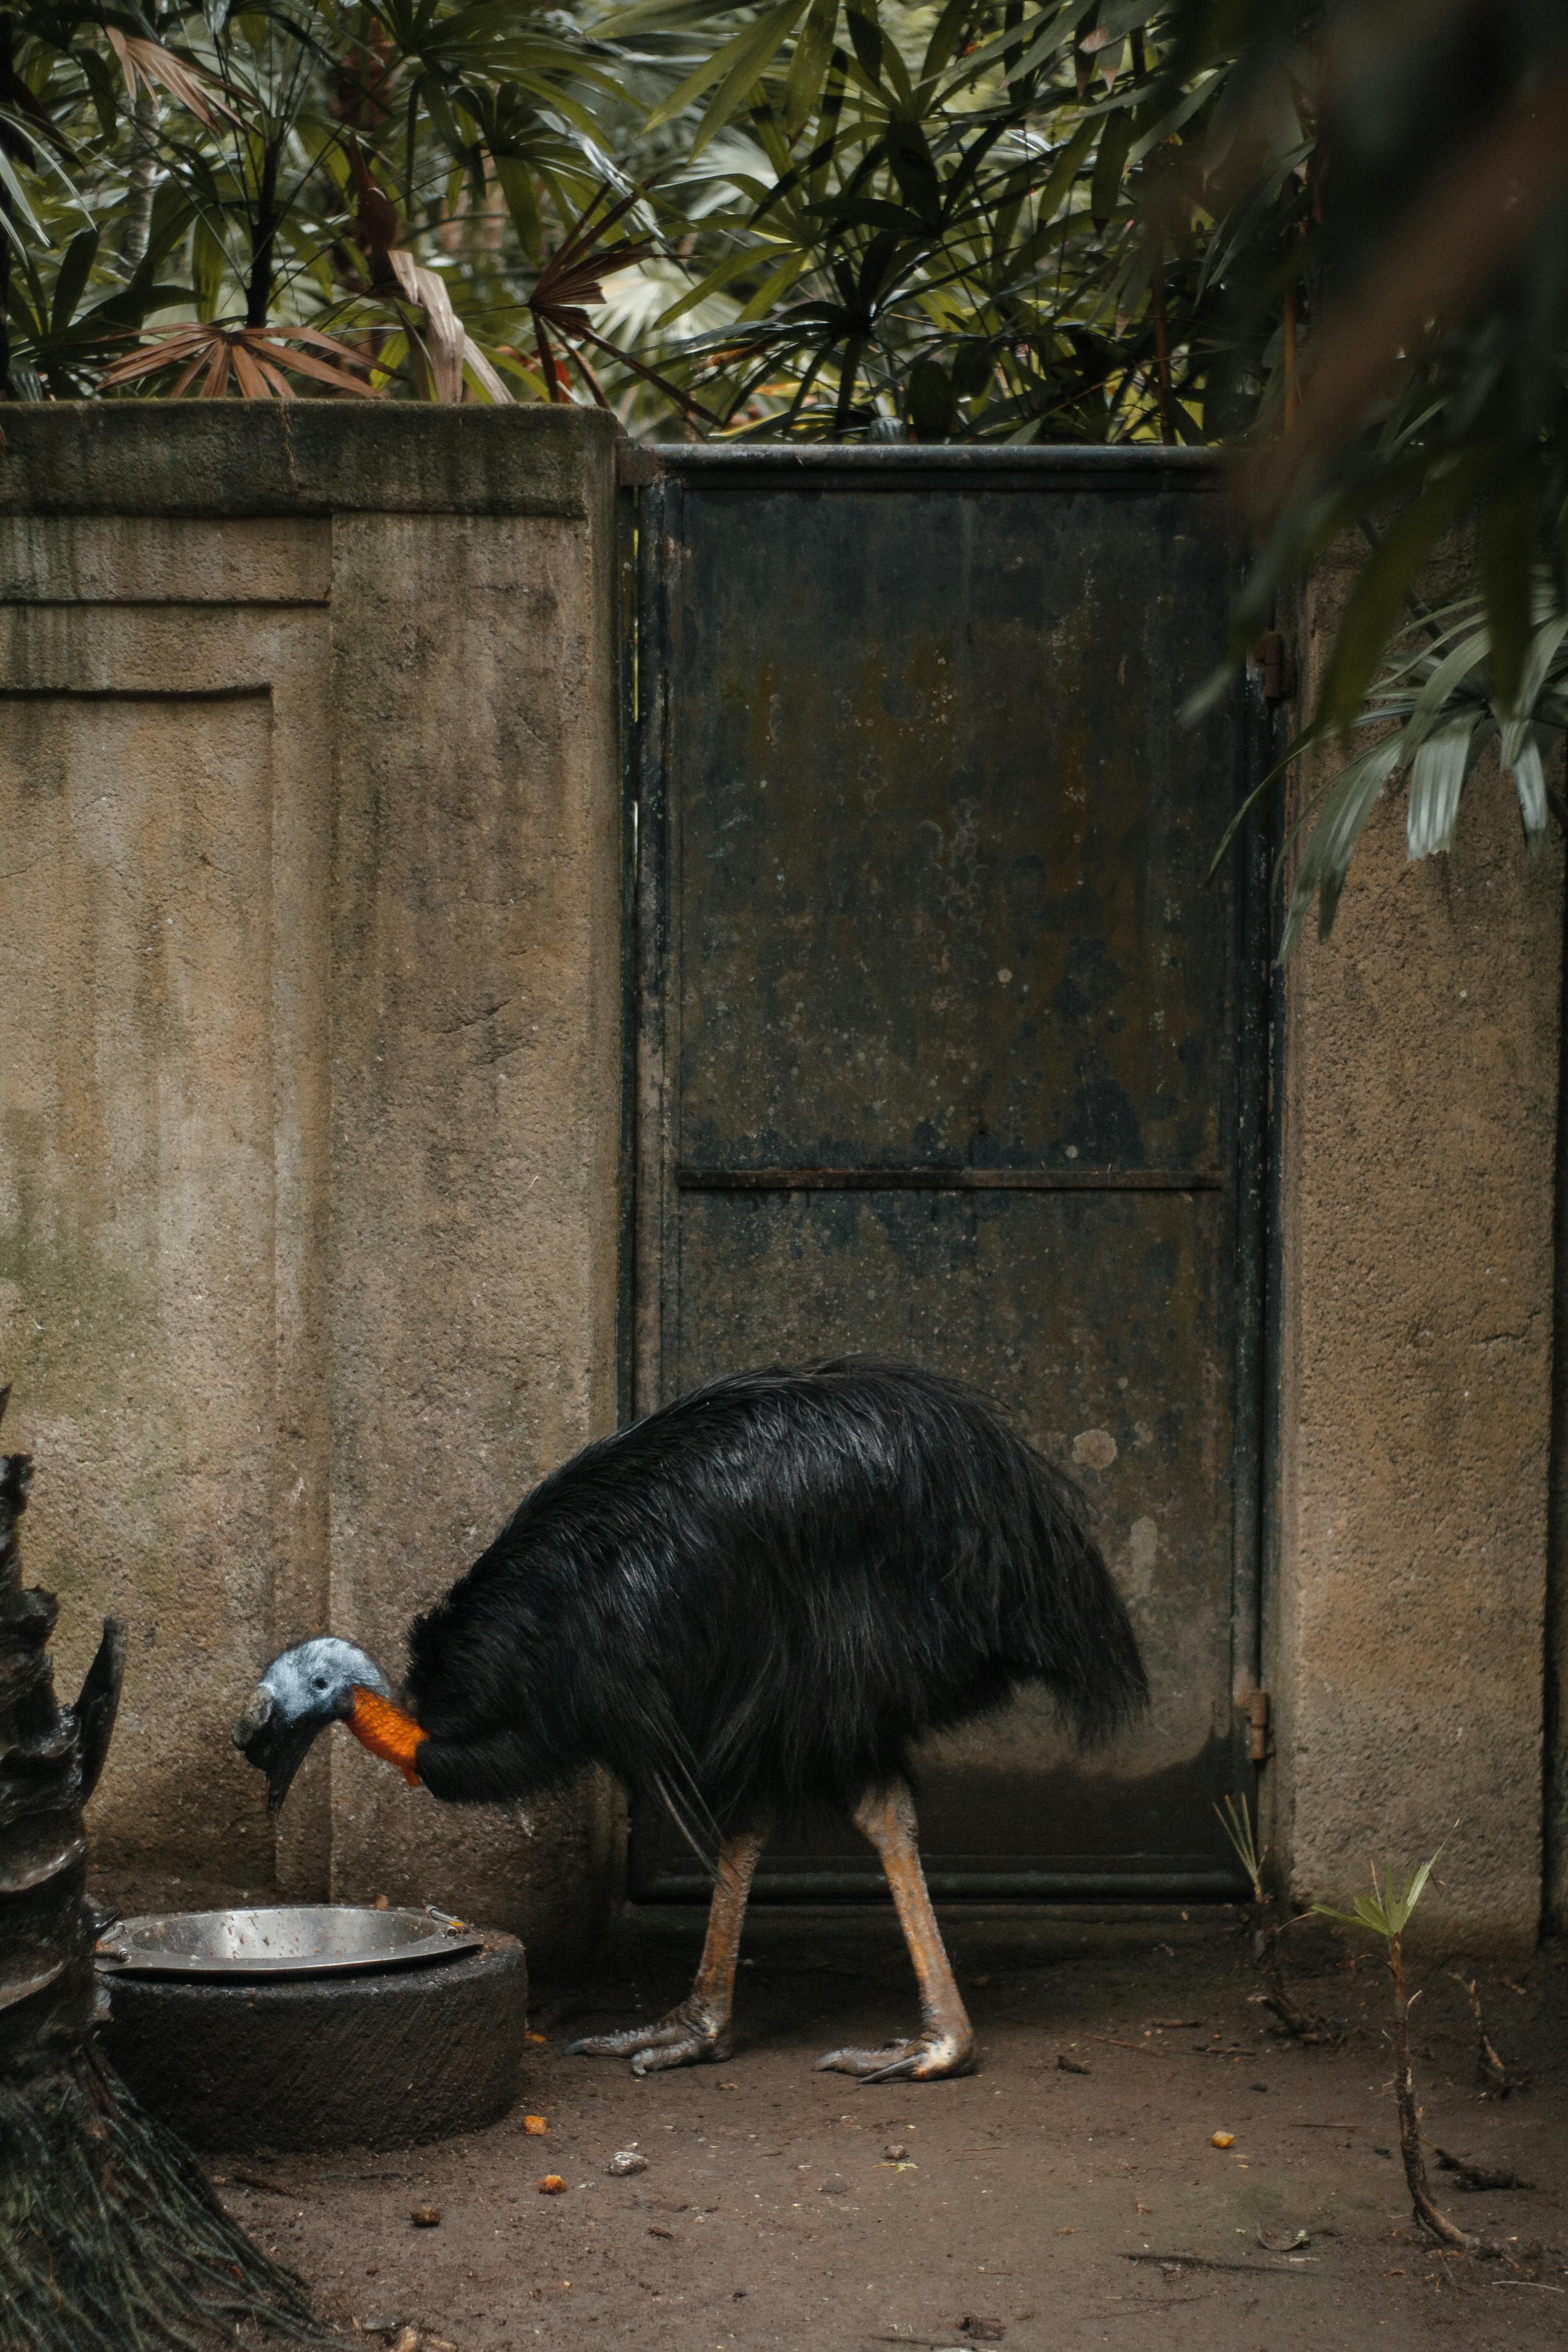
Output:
[[0, 406, 622, 1971], [1276, 552, 1563, 1950], [321, 503, 623, 1962], [0, 686, 286, 1882], [0, 516, 332, 604]]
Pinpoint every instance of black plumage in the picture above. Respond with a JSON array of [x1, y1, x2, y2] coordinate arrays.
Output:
[[405, 1356, 1146, 1844]]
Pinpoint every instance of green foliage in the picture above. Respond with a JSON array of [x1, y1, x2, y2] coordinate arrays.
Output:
[[612, 2, 1308, 443], [1195, 1, 1568, 936], [0, 0, 1560, 943], [0, 2, 1311, 443], [1215, 582, 1568, 957], [0, 0, 647, 402], [1313, 1854, 1439, 1948]]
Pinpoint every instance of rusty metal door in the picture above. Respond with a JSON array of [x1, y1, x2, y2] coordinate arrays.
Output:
[[626, 446, 1271, 1901]]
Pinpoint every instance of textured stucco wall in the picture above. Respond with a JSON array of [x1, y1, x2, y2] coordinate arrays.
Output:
[[0, 405, 623, 1970], [1275, 549, 1563, 1950], [4, 413, 1560, 1963]]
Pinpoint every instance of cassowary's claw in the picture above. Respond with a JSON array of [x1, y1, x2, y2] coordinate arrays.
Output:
[[815, 2030, 976, 2082], [629, 2030, 731, 2076], [568, 2001, 730, 2074]]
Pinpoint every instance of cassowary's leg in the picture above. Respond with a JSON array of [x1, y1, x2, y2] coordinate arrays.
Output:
[[816, 1778, 976, 2082], [568, 1826, 766, 2076]]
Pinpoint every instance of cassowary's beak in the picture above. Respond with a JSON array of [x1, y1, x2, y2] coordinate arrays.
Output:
[[231, 1684, 325, 1815], [232, 1686, 273, 1746]]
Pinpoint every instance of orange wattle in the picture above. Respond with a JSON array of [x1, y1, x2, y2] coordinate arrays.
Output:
[[348, 1687, 426, 1787]]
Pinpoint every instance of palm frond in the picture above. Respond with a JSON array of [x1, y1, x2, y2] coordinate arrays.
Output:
[[98, 320, 382, 397]]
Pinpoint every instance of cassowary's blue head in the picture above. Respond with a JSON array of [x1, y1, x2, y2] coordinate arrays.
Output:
[[232, 1638, 393, 1812]]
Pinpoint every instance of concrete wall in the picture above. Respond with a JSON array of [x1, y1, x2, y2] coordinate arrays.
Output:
[[2, 413, 1562, 1959], [1273, 545, 1564, 1951], [0, 405, 624, 1970]]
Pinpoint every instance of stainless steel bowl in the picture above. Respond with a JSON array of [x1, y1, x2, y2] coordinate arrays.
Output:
[[94, 1904, 483, 1980]]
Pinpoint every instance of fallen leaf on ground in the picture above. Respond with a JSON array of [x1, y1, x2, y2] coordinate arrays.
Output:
[[1057, 2055, 1091, 2076], [648, 2223, 675, 2239]]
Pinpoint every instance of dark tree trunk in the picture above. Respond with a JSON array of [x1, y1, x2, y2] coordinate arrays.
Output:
[[0, 1393, 319, 2349], [246, 138, 281, 327]]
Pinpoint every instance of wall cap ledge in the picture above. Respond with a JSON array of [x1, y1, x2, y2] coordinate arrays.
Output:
[[0, 401, 619, 518]]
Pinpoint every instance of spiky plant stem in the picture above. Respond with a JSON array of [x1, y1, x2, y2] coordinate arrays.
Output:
[[1387, 1929, 1475, 2253], [1453, 1971, 1532, 2097], [1249, 1890, 1334, 2043], [0, 1397, 320, 2350], [1215, 1797, 1333, 2043]]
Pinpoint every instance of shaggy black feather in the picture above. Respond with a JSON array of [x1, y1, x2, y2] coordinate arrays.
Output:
[[405, 1358, 1147, 1838]]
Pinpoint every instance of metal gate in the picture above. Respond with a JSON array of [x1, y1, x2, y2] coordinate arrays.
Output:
[[624, 445, 1272, 1901]]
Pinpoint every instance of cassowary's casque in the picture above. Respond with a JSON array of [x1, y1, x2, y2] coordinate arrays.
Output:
[[234, 1359, 1146, 2080]]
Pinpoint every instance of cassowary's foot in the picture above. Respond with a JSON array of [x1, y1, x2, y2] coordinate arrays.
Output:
[[566, 1825, 766, 2076], [815, 2027, 976, 2082], [569, 1998, 731, 2076], [830, 1780, 978, 2084]]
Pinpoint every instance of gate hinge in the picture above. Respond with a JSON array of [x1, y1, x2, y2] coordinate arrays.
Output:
[[1242, 1687, 1272, 1765], [1250, 630, 1296, 703]]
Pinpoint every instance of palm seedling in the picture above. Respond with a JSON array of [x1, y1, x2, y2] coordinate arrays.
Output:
[[1314, 1856, 1485, 2254], [1214, 1792, 1332, 2043]]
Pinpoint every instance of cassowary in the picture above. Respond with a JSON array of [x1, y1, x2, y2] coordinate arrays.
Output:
[[234, 1359, 1146, 2080]]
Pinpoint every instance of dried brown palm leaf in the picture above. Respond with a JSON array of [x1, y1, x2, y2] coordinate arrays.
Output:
[[103, 28, 241, 132], [348, 143, 512, 403], [330, 27, 394, 133], [99, 321, 382, 398], [526, 184, 716, 425], [385, 246, 512, 403]]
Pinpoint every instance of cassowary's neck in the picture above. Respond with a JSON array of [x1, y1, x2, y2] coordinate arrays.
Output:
[[347, 1685, 426, 1786]]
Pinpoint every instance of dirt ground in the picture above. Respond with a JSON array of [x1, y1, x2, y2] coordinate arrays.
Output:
[[94, 1882, 1568, 2352]]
